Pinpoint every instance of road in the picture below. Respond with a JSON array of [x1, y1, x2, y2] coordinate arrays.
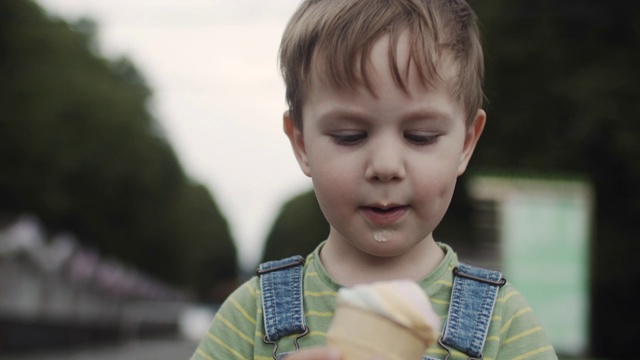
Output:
[[2, 338, 199, 360]]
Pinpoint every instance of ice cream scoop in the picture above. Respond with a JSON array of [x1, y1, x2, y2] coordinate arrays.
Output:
[[327, 280, 441, 360]]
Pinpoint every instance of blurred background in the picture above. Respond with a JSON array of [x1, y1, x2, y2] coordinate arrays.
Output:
[[1, 0, 639, 359]]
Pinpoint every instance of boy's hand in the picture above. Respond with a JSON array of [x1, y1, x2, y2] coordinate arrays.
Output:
[[283, 347, 387, 360], [283, 347, 341, 360]]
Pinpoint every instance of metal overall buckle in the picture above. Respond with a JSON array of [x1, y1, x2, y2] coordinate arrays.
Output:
[[264, 326, 309, 360], [438, 336, 484, 360]]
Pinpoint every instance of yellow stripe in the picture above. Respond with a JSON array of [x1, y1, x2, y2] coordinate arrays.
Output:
[[427, 347, 466, 357], [309, 330, 328, 337], [500, 307, 533, 334], [497, 290, 520, 303], [504, 326, 544, 345], [435, 280, 453, 287], [431, 298, 450, 305], [216, 314, 254, 345], [229, 297, 257, 325], [305, 290, 337, 297], [427, 348, 448, 355], [206, 333, 247, 360], [196, 348, 214, 360], [512, 345, 555, 360], [243, 282, 257, 298], [255, 356, 272, 360], [305, 271, 319, 277], [513, 307, 533, 318], [451, 349, 467, 358], [486, 335, 500, 342], [306, 310, 334, 317]]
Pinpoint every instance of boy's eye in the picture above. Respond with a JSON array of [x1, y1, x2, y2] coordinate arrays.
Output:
[[331, 133, 367, 145], [404, 132, 439, 145]]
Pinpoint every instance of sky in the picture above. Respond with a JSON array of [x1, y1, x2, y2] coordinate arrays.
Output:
[[35, 0, 311, 271]]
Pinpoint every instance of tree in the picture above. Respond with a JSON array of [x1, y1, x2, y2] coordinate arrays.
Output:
[[0, 0, 238, 300], [471, 1, 640, 356], [261, 190, 329, 263]]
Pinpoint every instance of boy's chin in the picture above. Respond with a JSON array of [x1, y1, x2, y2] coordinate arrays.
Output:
[[358, 238, 423, 258]]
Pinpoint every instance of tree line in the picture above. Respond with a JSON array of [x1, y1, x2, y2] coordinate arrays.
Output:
[[0, 0, 237, 302]]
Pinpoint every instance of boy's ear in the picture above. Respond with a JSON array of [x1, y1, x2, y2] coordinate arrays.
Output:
[[283, 110, 312, 177], [457, 109, 486, 176]]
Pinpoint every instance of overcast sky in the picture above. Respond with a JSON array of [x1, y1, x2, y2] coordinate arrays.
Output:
[[35, 0, 311, 271]]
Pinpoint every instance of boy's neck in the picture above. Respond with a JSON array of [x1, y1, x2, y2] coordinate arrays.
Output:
[[319, 235, 445, 287]]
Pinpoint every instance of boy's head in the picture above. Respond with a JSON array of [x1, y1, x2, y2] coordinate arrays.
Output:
[[279, 0, 484, 129]]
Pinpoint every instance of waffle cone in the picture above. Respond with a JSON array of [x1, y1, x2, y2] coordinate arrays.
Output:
[[327, 303, 436, 360]]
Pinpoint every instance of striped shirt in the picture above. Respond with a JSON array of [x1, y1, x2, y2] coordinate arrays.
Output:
[[191, 243, 557, 360]]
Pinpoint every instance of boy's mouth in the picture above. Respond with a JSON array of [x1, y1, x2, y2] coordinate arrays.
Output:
[[364, 202, 406, 212], [361, 204, 408, 225], [368, 205, 401, 212]]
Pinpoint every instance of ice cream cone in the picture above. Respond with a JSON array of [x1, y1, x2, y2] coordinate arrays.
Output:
[[327, 303, 435, 360]]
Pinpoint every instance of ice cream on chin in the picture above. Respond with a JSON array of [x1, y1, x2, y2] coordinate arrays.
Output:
[[327, 280, 441, 360]]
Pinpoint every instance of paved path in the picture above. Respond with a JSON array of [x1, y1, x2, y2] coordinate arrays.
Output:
[[2, 338, 198, 360]]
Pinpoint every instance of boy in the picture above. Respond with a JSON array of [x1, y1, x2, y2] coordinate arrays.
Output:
[[191, 0, 557, 359]]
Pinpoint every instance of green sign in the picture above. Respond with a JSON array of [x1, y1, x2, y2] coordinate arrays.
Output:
[[500, 182, 591, 355]]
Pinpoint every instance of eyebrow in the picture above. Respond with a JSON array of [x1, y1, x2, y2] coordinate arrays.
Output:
[[400, 108, 454, 123], [316, 108, 369, 124], [316, 107, 454, 126]]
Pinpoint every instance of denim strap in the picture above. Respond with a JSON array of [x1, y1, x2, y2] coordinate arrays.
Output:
[[258, 255, 308, 358], [440, 263, 506, 359]]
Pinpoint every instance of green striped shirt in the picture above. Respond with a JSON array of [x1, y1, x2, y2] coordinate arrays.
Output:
[[191, 243, 557, 360]]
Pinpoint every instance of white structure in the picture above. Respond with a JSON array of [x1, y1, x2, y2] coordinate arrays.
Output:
[[0, 215, 189, 329], [469, 175, 593, 356]]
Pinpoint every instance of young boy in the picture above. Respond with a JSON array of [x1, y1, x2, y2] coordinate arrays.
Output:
[[191, 0, 557, 359]]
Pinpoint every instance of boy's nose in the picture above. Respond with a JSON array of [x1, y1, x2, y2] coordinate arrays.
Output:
[[364, 140, 406, 182]]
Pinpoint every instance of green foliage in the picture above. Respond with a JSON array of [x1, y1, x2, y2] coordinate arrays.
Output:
[[470, 1, 640, 356], [260, 189, 329, 263], [0, 0, 237, 300], [470, 0, 640, 278], [176, 184, 237, 299]]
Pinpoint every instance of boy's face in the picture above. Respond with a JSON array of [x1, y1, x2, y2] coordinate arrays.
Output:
[[284, 34, 485, 258]]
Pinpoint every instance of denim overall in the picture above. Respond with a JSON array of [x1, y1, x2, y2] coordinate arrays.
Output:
[[258, 255, 506, 360]]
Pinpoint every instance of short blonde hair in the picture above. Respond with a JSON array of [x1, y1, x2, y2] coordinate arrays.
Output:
[[279, 0, 484, 128]]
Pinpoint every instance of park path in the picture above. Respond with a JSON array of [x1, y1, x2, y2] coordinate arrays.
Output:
[[2, 337, 198, 360]]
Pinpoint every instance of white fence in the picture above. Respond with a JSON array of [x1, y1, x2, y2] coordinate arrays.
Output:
[[0, 215, 191, 341]]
